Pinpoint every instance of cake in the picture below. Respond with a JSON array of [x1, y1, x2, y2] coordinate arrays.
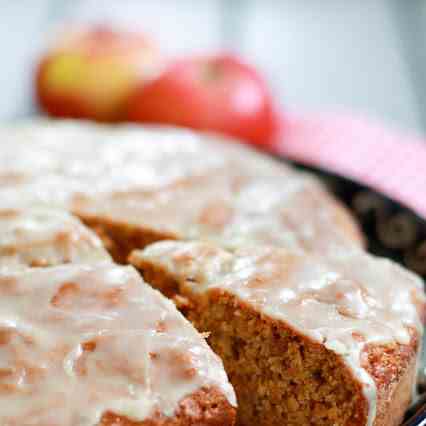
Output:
[[0, 263, 236, 425], [130, 241, 425, 426], [0, 207, 111, 268], [0, 120, 362, 262], [0, 119, 423, 426]]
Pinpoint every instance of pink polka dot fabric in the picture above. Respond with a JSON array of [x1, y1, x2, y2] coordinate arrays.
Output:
[[273, 112, 426, 220]]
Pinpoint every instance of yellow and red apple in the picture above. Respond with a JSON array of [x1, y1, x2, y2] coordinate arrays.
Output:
[[35, 26, 162, 122]]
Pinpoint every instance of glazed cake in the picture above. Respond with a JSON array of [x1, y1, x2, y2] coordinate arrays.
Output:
[[0, 119, 423, 426], [0, 263, 236, 425], [130, 241, 425, 426], [0, 120, 362, 262], [0, 207, 111, 268]]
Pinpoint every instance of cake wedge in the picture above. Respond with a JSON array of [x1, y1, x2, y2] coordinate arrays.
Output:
[[130, 241, 425, 426], [0, 263, 236, 425]]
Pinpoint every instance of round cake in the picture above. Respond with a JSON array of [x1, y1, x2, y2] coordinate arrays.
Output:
[[0, 119, 423, 426]]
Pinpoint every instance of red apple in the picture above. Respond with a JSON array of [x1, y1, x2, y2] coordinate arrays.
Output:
[[35, 26, 162, 122], [127, 54, 280, 148]]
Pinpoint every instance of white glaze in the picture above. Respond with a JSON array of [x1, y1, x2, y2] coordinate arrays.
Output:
[[134, 241, 426, 426], [0, 263, 236, 425], [0, 207, 111, 268], [0, 120, 361, 254]]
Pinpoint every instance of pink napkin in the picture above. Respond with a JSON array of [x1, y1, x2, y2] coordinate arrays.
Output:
[[273, 112, 426, 220]]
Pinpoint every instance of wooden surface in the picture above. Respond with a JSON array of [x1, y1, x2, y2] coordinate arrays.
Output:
[[1, 0, 425, 135]]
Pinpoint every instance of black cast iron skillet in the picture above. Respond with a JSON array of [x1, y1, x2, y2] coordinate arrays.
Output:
[[290, 162, 426, 426]]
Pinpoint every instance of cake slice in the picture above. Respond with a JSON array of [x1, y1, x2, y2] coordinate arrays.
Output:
[[0, 121, 363, 263], [130, 241, 425, 426], [0, 263, 236, 425], [0, 207, 111, 268]]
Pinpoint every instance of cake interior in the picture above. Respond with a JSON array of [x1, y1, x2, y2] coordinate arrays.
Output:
[[140, 262, 369, 426], [77, 216, 175, 264], [98, 387, 234, 426]]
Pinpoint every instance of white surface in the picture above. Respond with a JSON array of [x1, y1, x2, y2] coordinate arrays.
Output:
[[64, 0, 223, 54], [0, 1, 52, 119], [241, 0, 421, 131], [0, 0, 423, 134]]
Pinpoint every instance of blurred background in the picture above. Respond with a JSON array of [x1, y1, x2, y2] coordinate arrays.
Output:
[[2, 0, 426, 134]]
